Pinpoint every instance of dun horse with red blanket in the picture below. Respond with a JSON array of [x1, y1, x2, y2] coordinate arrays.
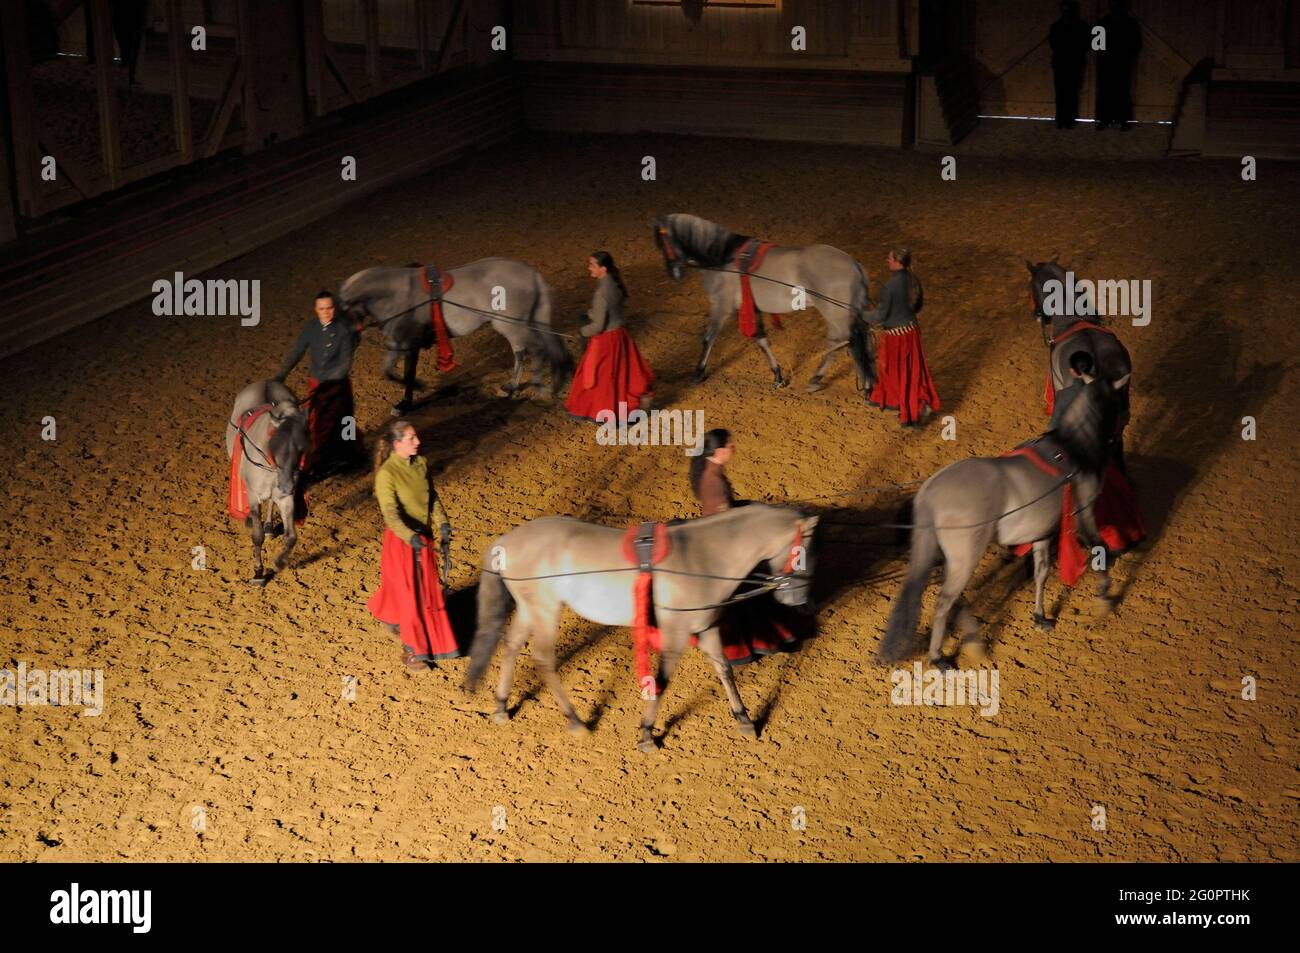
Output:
[[465, 504, 819, 753]]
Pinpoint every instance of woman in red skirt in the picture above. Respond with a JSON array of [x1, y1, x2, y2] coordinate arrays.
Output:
[[565, 251, 654, 422], [690, 429, 801, 664], [865, 248, 941, 428], [366, 420, 461, 672]]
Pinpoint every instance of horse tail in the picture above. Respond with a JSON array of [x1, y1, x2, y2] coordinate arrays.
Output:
[[464, 549, 516, 692], [877, 492, 939, 663], [848, 259, 874, 394], [528, 274, 573, 386]]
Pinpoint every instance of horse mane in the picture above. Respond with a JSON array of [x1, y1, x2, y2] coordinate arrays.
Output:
[[1055, 380, 1118, 473], [667, 213, 751, 268]]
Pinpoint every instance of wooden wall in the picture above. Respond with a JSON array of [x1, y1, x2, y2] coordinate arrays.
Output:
[[513, 0, 915, 71], [513, 0, 917, 146]]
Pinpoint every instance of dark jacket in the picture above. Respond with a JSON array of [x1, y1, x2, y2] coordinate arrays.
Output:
[[864, 270, 918, 330], [277, 317, 359, 382]]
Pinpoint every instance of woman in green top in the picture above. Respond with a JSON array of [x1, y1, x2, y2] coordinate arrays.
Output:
[[365, 420, 460, 671]]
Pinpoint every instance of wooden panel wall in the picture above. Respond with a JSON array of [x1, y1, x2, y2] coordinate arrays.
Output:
[[514, 0, 913, 72]]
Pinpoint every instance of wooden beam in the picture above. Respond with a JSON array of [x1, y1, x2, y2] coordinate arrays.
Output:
[[363, 0, 381, 90], [202, 61, 244, 157], [303, 0, 327, 116], [0, 0, 39, 216], [324, 47, 363, 104], [90, 0, 123, 187], [166, 0, 194, 163], [35, 130, 97, 198], [416, 0, 431, 73], [437, 0, 470, 74], [236, 0, 257, 152]]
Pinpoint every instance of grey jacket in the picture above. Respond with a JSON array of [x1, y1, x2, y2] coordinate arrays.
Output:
[[864, 270, 918, 330], [581, 274, 626, 337]]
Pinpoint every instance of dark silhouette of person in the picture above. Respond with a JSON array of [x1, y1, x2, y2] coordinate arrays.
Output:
[[1049, 2, 1090, 128], [1095, 0, 1142, 130]]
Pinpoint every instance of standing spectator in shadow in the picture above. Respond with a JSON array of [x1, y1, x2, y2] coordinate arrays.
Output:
[[1095, 0, 1142, 130], [1049, 1, 1090, 129]]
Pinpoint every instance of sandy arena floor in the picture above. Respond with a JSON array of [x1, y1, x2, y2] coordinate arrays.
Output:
[[1, 132, 1297, 861]]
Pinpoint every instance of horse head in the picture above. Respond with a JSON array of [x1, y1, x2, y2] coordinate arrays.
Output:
[[767, 513, 820, 611], [653, 216, 686, 281], [267, 411, 309, 498], [1026, 258, 1067, 346]]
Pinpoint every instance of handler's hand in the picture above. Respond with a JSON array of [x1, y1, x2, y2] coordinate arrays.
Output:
[[409, 533, 425, 551]]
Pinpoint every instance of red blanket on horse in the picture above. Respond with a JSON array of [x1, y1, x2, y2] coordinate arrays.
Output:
[[733, 239, 780, 338], [419, 268, 457, 373]]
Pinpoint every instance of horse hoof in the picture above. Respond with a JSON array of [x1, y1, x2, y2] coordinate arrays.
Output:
[[567, 717, 589, 736], [805, 377, 825, 393], [637, 736, 657, 754], [1034, 613, 1056, 631], [1096, 595, 1116, 615], [491, 709, 510, 725], [249, 574, 268, 587], [691, 369, 708, 385], [736, 717, 757, 740], [495, 385, 515, 399], [774, 374, 789, 389], [930, 656, 956, 672]]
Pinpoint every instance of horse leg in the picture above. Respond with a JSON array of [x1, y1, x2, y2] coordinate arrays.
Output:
[[530, 619, 586, 735], [392, 348, 419, 415], [249, 504, 267, 586], [692, 307, 728, 384], [497, 348, 526, 398], [382, 347, 404, 383], [492, 615, 531, 724], [807, 340, 848, 393], [1031, 538, 1055, 629], [695, 627, 755, 740], [754, 331, 788, 388], [927, 533, 982, 667], [637, 632, 687, 753], [1072, 481, 1115, 612], [272, 494, 297, 573]]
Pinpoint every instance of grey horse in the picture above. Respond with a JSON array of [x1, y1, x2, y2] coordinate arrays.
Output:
[[1028, 259, 1133, 468], [464, 504, 820, 752], [654, 213, 874, 393], [877, 375, 1127, 667], [339, 260, 571, 413], [226, 379, 310, 585]]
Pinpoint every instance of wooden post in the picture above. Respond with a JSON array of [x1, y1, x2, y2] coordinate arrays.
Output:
[[304, 0, 326, 115], [166, 0, 194, 163], [416, 0, 431, 73], [364, 0, 380, 91], [237, 0, 258, 152], [0, 0, 38, 217], [90, 0, 122, 187], [436, 0, 469, 73]]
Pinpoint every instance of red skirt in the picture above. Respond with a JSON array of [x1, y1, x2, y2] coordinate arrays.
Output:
[[565, 327, 654, 421], [868, 326, 941, 424], [307, 377, 360, 473], [367, 529, 461, 661]]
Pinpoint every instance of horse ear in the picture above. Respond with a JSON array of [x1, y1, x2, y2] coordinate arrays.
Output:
[[1025, 260, 1036, 274], [1113, 373, 1132, 390]]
